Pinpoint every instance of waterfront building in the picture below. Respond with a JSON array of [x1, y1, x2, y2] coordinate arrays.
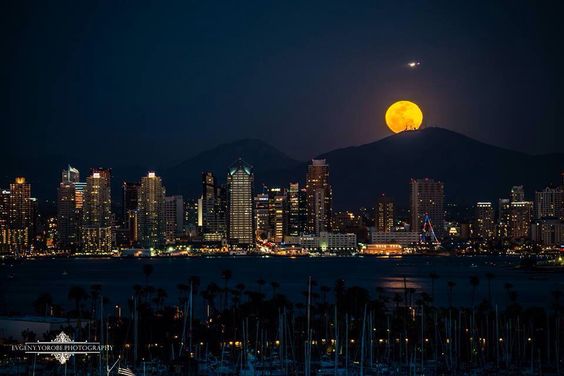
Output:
[[534, 186, 563, 220], [57, 167, 80, 252], [227, 159, 254, 245], [254, 192, 270, 241], [375, 194, 394, 233], [299, 231, 356, 252], [410, 178, 445, 237], [164, 195, 184, 244], [82, 168, 112, 253], [370, 230, 419, 247], [137, 172, 166, 249], [306, 159, 332, 235], [509, 201, 533, 240], [531, 217, 564, 246], [0, 190, 11, 254], [201, 172, 227, 240], [474, 202, 495, 239], [288, 183, 307, 236], [362, 243, 403, 255], [8, 177, 33, 255]]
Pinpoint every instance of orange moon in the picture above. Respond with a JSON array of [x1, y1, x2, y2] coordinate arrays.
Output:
[[385, 101, 423, 133]]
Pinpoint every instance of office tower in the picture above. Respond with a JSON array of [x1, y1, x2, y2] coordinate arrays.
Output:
[[375, 194, 394, 233], [201, 172, 227, 240], [57, 167, 80, 251], [164, 195, 184, 244], [269, 188, 287, 243], [183, 199, 199, 238], [306, 159, 332, 235], [288, 183, 307, 236], [0, 190, 9, 253], [510, 185, 525, 202], [8, 177, 33, 255], [62, 165, 80, 183], [254, 192, 270, 240], [534, 186, 563, 219], [497, 198, 511, 239], [227, 159, 254, 245], [74, 182, 86, 209], [475, 202, 495, 239], [122, 182, 140, 220], [82, 168, 112, 253], [509, 201, 532, 240], [137, 172, 166, 249], [531, 218, 563, 246], [410, 178, 445, 237]]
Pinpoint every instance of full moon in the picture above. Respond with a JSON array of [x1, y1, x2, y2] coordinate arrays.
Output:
[[385, 101, 423, 133]]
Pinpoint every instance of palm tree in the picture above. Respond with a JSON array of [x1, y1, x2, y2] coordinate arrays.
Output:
[[469, 275, 480, 307], [485, 272, 495, 304], [221, 269, 232, 310], [256, 278, 266, 293], [447, 281, 456, 307], [33, 292, 53, 316], [429, 272, 439, 303], [271, 281, 280, 298], [68, 285, 88, 319]]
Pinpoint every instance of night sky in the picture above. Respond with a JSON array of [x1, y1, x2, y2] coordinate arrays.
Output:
[[2, 1, 562, 166]]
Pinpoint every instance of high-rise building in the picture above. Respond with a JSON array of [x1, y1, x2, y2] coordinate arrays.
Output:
[[375, 194, 394, 233], [227, 159, 254, 245], [410, 178, 445, 237], [122, 182, 140, 219], [57, 166, 80, 252], [306, 159, 332, 235], [534, 187, 563, 220], [288, 183, 307, 236], [531, 218, 564, 246], [269, 188, 287, 243], [254, 192, 270, 240], [164, 195, 184, 244], [8, 177, 33, 255], [137, 172, 166, 249], [0, 190, 10, 253], [497, 198, 511, 239], [510, 185, 525, 202], [62, 165, 80, 183], [474, 202, 495, 239], [200, 172, 227, 240], [82, 168, 112, 253], [509, 201, 532, 240], [183, 199, 199, 238]]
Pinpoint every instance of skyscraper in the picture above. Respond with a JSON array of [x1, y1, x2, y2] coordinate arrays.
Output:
[[201, 172, 227, 240], [137, 172, 166, 249], [475, 202, 495, 239], [0, 190, 10, 254], [57, 166, 80, 251], [375, 194, 394, 233], [227, 159, 254, 245], [164, 195, 184, 244], [8, 177, 33, 255], [306, 159, 332, 235], [410, 178, 445, 237], [534, 186, 563, 220], [269, 188, 287, 243], [82, 168, 112, 253], [288, 183, 307, 236], [509, 201, 532, 240], [497, 198, 511, 239], [254, 192, 270, 240], [510, 185, 525, 202]]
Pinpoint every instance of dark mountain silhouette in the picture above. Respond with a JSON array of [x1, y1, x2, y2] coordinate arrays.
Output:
[[162, 139, 300, 198], [2, 128, 562, 212], [309, 127, 562, 208]]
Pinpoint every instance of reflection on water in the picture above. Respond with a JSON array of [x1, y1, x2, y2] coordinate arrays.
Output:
[[1, 255, 562, 314]]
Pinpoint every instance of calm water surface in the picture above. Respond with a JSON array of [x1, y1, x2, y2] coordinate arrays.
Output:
[[1, 255, 562, 314]]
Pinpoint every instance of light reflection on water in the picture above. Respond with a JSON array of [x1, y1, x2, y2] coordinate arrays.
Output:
[[1, 255, 562, 314]]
